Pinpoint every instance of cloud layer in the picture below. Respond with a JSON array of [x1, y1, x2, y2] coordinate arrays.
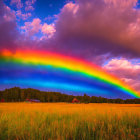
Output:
[[1, 0, 140, 92], [0, 0, 19, 50], [104, 58, 140, 91], [51, 0, 140, 59], [1, 0, 140, 59]]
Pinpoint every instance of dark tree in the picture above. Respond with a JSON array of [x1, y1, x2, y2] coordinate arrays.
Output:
[[0, 87, 140, 104]]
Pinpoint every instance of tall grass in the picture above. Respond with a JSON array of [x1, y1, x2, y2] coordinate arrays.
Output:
[[0, 103, 140, 140]]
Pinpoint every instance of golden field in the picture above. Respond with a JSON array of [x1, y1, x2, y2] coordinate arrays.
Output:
[[0, 103, 140, 140]]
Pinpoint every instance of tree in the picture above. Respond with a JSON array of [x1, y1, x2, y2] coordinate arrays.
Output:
[[0, 87, 140, 104]]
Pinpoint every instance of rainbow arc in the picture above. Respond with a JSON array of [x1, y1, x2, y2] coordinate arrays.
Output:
[[0, 49, 139, 98]]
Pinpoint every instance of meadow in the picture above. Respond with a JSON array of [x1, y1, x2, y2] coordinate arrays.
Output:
[[0, 103, 139, 140]]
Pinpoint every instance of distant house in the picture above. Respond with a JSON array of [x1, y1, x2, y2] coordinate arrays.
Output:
[[0, 99, 5, 102], [72, 98, 80, 103], [25, 99, 40, 103]]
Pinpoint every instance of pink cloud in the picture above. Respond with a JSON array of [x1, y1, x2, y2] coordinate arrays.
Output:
[[25, 0, 36, 5], [41, 23, 56, 38], [10, 0, 23, 9], [25, 0, 36, 11], [104, 59, 140, 71], [0, 1, 39, 50], [21, 18, 56, 39], [10, 0, 35, 20], [16, 10, 31, 20], [122, 78, 140, 92], [62, 2, 79, 15], [104, 0, 137, 7], [127, 18, 140, 37], [3, 5, 16, 21], [103, 58, 140, 91], [21, 18, 42, 36], [25, 5, 34, 11], [0, 1, 20, 50]]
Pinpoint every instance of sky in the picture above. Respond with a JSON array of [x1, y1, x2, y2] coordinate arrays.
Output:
[[0, 0, 140, 98]]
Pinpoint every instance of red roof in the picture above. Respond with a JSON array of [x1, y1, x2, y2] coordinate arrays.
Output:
[[0, 99, 5, 102], [72, 98, 80, 103]]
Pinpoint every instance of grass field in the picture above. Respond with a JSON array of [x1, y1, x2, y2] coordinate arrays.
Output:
[[0, 103, 140, 140]]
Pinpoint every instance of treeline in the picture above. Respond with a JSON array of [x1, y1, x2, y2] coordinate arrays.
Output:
[[0, 87, 140, 104]]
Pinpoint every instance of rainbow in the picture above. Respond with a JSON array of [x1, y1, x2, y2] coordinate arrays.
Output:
[[0, 49, 139, 99]]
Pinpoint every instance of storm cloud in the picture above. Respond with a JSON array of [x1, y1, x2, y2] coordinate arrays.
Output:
[[45, 0, 140, 61]]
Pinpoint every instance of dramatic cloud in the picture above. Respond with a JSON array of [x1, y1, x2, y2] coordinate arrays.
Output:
[[49, 0, 140, 60], [104, 58, 140, 91], [2, 0, 140, 61], [0, 0, 39, 51], [0, 0, 19, 50]]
